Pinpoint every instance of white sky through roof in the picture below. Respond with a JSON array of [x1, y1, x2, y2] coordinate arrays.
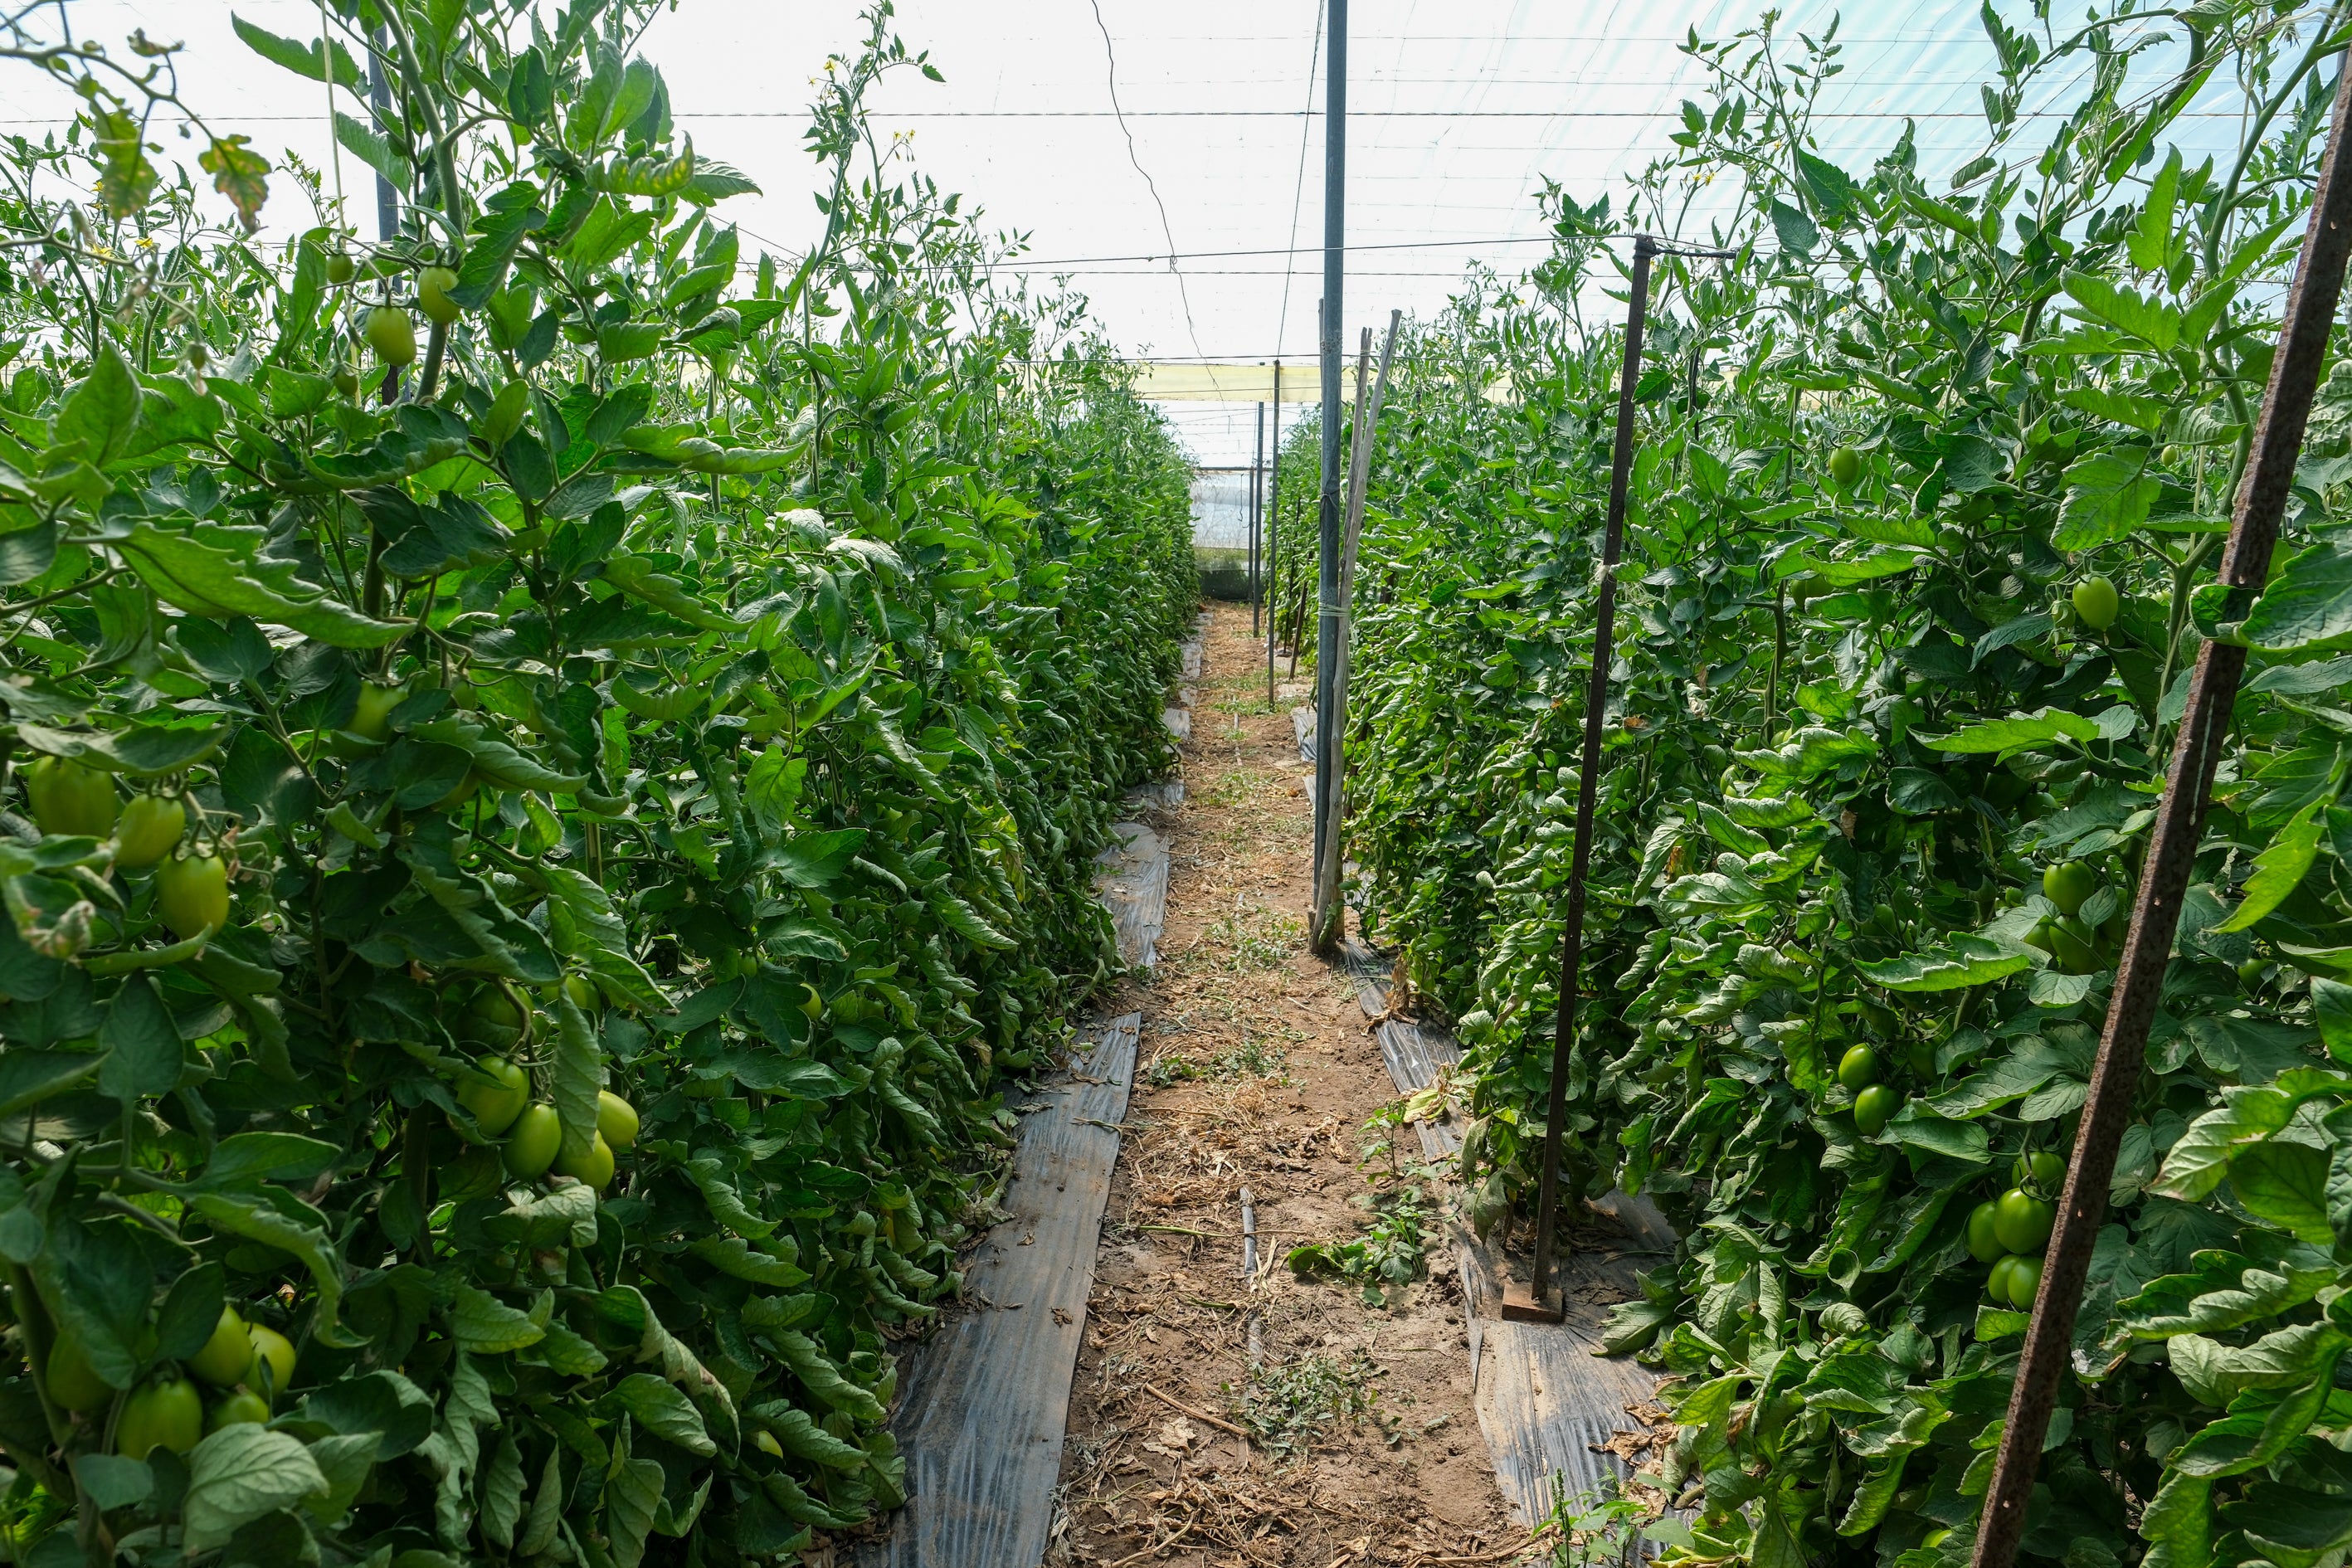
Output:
[[7, 2, 2265, 461]]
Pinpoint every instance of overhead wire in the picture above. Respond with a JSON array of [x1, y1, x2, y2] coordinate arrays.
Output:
[[1086, 0, 1207, 361], [1273, 0, 1327, 394]]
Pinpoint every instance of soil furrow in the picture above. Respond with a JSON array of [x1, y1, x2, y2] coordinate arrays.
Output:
[[1053, 602, 1522, 1567]]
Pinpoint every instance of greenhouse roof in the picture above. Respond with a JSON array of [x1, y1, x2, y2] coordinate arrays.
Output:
[[10, 2, 2268, 460]]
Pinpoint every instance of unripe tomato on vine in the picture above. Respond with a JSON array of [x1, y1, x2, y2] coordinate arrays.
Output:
[[417, 265, 463, 324], [155, 843, 230, 939], [27, 754, 117, 839], [113, 791, 185, 871], [365, 304, 416, 367]]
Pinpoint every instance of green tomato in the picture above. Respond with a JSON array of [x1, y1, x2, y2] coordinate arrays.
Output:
[[503, 1103, 561, 1178], [1987, 1254, 2019, 1304], [417, 266, 462, 324], [463, 987, 526, 1051], [458, 1055, 531, 1137], [207, 1389, 272, 1432], [326, 251, 358, 285], [189, 1305, 254, 1386], [1853, 1084, 1901, 1137], [2012, 1152, 2065, 1197], [1994, 1189, 2055, 1254], [562, 975, 598, 1013], [27, 754, 119, 839], [348, 680, 404, 743], [1836, 1044, 1880, 1092], [365, 304, 416, 367], [1827, 446, 1861, 487], [2048, 917, 2101, 975], [2238, 957, 2267, 990], [553, 1131, 616, 1190], [156, 847, 230, 939], [118, 1376, 202, 1459], [46, 1333, 111, 1412], [2004, 1254, 2045, 1309], [114, 791, 186, 871], [436, 772, 483, 813], [2043, 860, 2097, 917], [2019, 918, 2055, 956], [1965, 1200, 2004, 1264], [246, 1325, 296, 1398], [597, 1089, 640, 1152], [2071, 574, 2120, 631]]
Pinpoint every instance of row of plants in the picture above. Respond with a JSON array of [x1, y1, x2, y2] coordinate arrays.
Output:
[[0, 2, 1193, 1564], [1288, 4, 2352, 1566]]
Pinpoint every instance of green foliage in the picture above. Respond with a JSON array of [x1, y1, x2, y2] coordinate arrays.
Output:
[[1284, 1179, 1433, 1306], [1230, 1348, 1384, 1458], [1291, 4, 2352, 1566], [0, 2, 1194, 1564]]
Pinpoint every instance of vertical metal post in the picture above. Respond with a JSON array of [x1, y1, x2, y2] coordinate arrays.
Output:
[[368, 28, 402, 404], [1970, 62, 2352, 1568], [1521, 236, 1657, 1320], [368, 30, 398, 243], [1252, 399, 1267, 633], [1313, 314, 1400, 951], [1268, 363, 1281, 707], [1312, 0, 1346, 905]]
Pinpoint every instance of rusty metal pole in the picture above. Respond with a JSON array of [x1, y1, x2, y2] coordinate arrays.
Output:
[[1971, 61, 2352, 1568], [1517, 236, 1657, 1321]]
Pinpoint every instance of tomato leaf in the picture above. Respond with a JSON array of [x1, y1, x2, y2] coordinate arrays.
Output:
[[2215, 798, 2327, 932]]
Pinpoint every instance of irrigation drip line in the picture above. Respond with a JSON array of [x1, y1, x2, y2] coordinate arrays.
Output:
[[1969, 49, 2352, 1568]]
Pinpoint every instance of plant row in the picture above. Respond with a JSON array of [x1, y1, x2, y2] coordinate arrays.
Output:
[[1286, 6, 2352, 1566], [0, 2, 1193, 1565]]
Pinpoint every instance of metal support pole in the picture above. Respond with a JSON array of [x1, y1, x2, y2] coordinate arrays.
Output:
[[368, 28, 402, 404], [1311, 0, 1346, 905], [1518, 236, 1657, 1322], [1267, 363, 1281, 708], [367, 30, 398, 244], [1313, 314, 1400, 952], [1252, 400, 1267, 633], [1970, 60, 2352, 1568]]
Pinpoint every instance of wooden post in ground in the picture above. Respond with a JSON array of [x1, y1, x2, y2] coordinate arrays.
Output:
[[1312, 310, 1401, 953]]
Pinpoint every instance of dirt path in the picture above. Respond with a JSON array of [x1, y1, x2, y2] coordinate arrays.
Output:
[[1051, 602, 1525, 1567]]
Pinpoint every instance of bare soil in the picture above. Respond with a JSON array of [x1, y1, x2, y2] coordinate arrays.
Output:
[[1049, 602, 1531, 1568]]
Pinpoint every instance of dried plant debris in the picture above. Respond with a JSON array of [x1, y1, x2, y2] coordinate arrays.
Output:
[[1056, 605, 1517, 1564]]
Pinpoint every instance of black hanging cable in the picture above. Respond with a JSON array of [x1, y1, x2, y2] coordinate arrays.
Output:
[[1088, 0, 1208, 362]]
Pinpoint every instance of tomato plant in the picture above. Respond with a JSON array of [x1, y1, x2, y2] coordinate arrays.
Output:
[[1291, 5, 2352, 1566], [0, 2, 1193, 1564]]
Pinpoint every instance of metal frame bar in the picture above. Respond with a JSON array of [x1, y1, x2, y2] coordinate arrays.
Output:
[[1312, 0, 1347, 900], [1521, 235, 1731, 1317]]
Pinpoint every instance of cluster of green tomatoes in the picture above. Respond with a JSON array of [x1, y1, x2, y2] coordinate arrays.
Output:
[[2022, 859, 2126, 976], [451, 985, 640, 1190], [48, 1305, 297, 1459], [312, 243, 465, 387], [1966, 1154, 2062, 1310], [23, 755, 230, 938], [1837, 1041, 1902, 1136]]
